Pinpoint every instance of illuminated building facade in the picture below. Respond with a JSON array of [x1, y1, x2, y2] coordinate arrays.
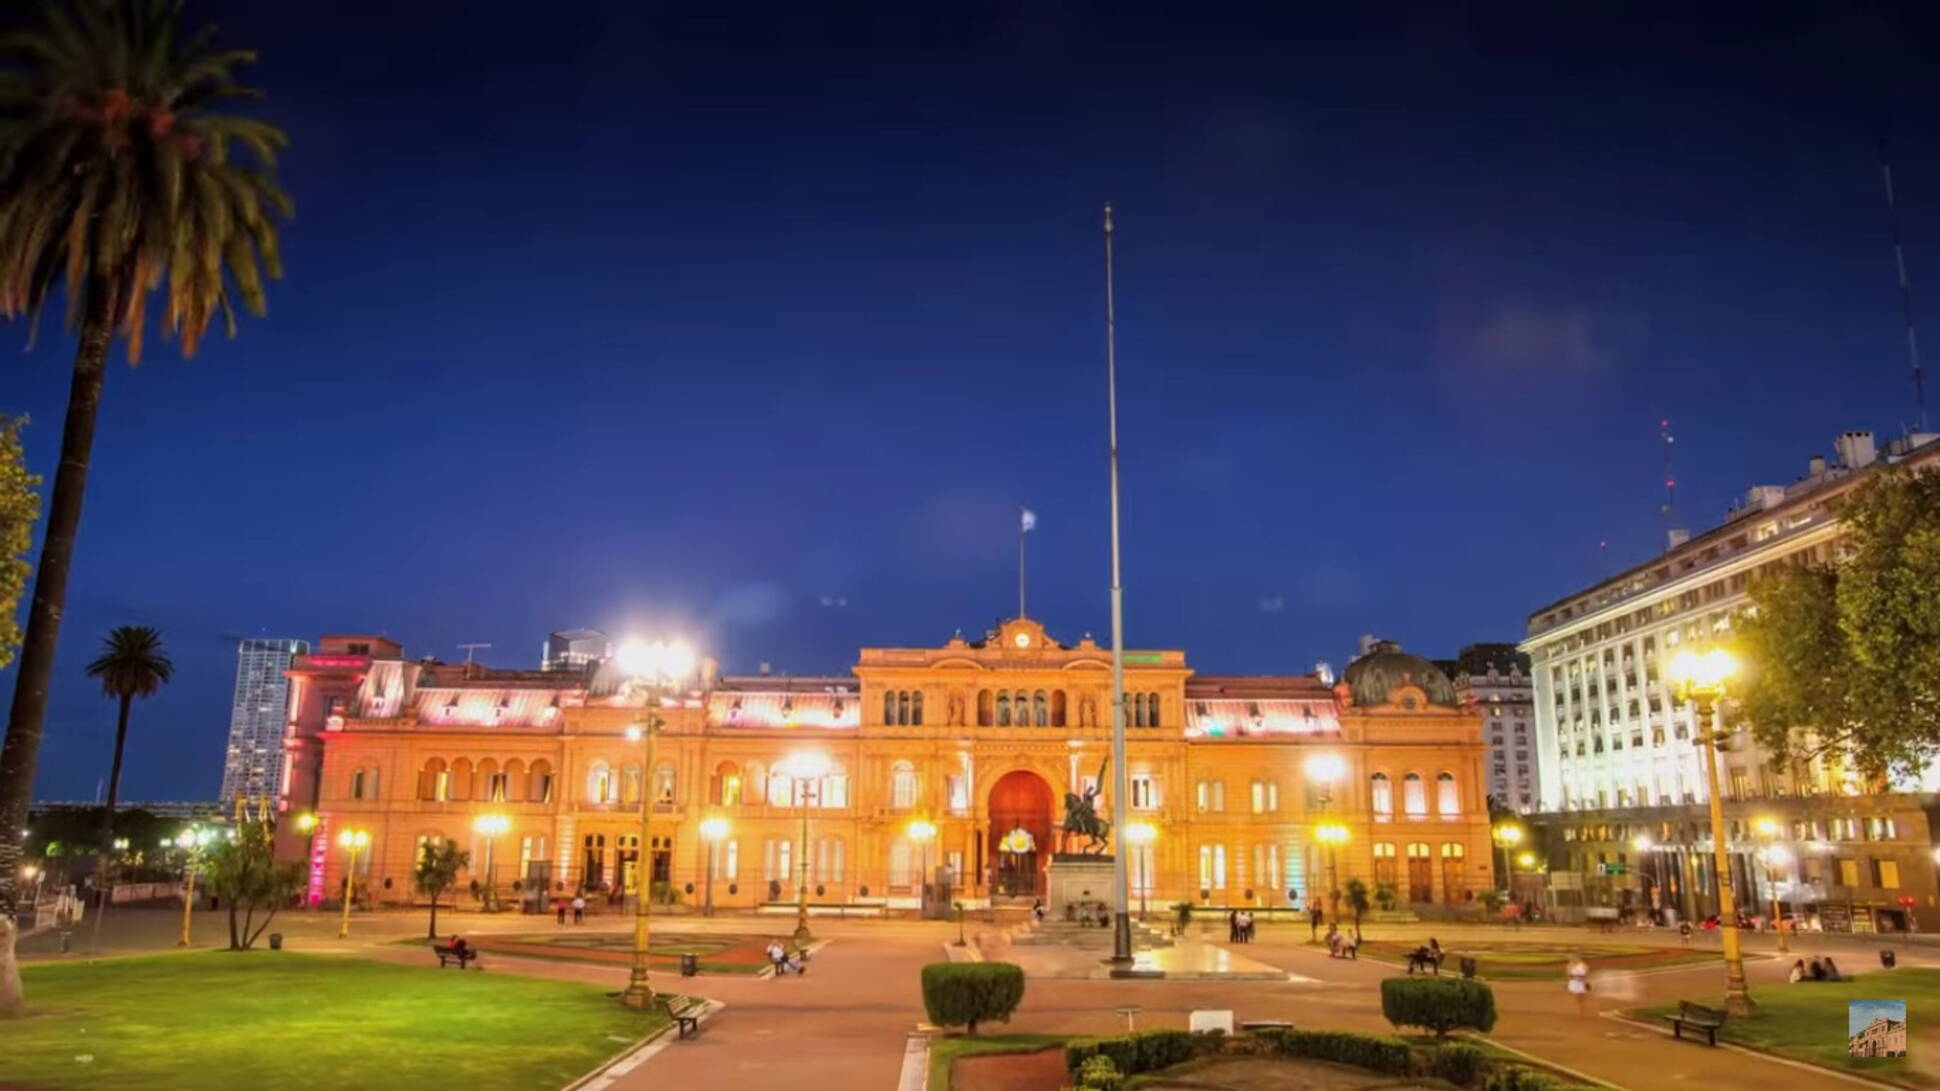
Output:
[[285, 619, 1490, 913], [218, 638, 308, 806]]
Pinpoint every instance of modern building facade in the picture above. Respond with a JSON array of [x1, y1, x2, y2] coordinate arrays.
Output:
[[542, 629, 609, 672], [1519, 428, 1940, 931], [1441, 644, 1537, 814], [218, 638, 308, 806], [281, 620, 1492, 916]]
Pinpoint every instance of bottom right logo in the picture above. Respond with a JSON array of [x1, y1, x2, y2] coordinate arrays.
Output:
[[1849, 999, 1908, 1059]]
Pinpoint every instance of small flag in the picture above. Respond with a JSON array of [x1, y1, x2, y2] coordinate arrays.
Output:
[[1020, 508, 1037, 533]]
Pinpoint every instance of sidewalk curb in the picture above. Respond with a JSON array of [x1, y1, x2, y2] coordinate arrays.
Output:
[[1600, 1012, 1907, 1090], [1469, 1034, 1626, 1090], [562, 997, 725, 1091], [896, 1030, 932, 1091]]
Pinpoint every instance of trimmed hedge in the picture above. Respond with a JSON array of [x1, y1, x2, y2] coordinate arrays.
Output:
[[919, 962, 1025, 1034], [1075, 1055, 1124, 1091], [1422, 1042, 1488, 1086], [1380, 975, 1498, 1036], [1481, 1068, 1603, 1091], [1065, 1029, 1223, 1077], [1248, 1028, 1415, 1074]]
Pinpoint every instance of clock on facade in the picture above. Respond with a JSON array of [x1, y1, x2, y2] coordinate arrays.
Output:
[[1013, 632, 1030, 648]]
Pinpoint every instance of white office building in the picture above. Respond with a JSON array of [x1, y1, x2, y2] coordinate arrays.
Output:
[[1443, 645, 1538, 814], [218, 638, 308, 805], [1521, 429, 1940, 811]]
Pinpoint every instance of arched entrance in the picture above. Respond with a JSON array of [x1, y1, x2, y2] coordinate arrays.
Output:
[[988, 770, 1055, 899]]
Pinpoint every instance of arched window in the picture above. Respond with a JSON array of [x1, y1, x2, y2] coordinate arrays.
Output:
[[621, 763, 642, 804], [912, 691, 924, 725], [1441, 841, 1465, 859], [449, 758, 474, 802], [417, 758, 447, 802], [654, 764, 676, 803], [713, 761, 743, 806], [891, 761, 919, 810], [996, 691, 1011, 727], [1051, 690, 1067, 727], [768, 767, 795, 807], [1372, 841, 1398, 886], [479, 758, 505, 802], [884, 691, 897, 725], [1371, 773, 1393, 818], [528, 759, 554, 803], [898, 691, 911, 726], [1147, 693, 1161, 728], [977, 689, 993, 726], [587, 761, 612, 805], [348, 766, 366, 800], [1403, 772, 1427, 817], [503, 759, 526, 802], [1033, 690, 1048, 726], [1436, 772, 1460, 817]]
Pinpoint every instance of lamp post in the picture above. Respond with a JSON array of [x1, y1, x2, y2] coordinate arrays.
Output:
[[699, 815, 730, 917], [1669, 646, 1756, 1017], [473, 813, 510, 913], [174, 825, 215, 947], [1632, 835, 1660, 925], [780, 749, 831, 944], [615, 636, 697, 1011], [1314, 822, 1349, 925], [336, 828, 369, 938], [1493, 823, 1524, 900], [908, 818, 938, 918], [1124, 821, 1156, 921], [1753, 816, 1789, 953]]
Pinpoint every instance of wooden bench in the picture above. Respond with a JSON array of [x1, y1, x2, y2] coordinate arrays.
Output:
[[1664, 1000, 1726, 1046], [657, 996, 704, 1039], [432, 944, 478, 970]]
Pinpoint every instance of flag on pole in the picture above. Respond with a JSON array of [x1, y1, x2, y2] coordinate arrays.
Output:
[[1020, 508, 1037, 533]]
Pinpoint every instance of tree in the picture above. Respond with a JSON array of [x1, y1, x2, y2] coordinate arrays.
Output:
[[83, 626, 172, 892], [204, 820, 302, 951], [0, 1, 291, 1015], [1344, 877, 1371, 942], [1737, 467, 1940, 782], [920, 962, 1026, 1035], [0, 416, 36, 670], [414, 840, 469, 941]]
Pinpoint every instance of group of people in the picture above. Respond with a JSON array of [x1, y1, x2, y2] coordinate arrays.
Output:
[[1323, 922, 1359, 958], [1788, 956, 1844, 983], [765, 939, 809, 976], [553, 893, 589, 925], [1225, 909, 1258, 943], [1406, 938, 1444, 974]]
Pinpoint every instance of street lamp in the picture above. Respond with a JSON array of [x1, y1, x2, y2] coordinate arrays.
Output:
[[698, 815, 730, 917], [1752, 814, 1790, 953], [1632, 834, 1661, 925], [1305, 752, 1346, 806], [1314, 822, 1349, 925], [473, 813, 510, 913], [907, 818, 938, 917], [1668, 646, 1756, 1016], [1492, 823, 1524, 898], [174, 825, 216, 947], [1124, 821, 1156, 921], [615, 636, 696, 1011], [336, 828, 369, 939], [780, 749, 831, 944]]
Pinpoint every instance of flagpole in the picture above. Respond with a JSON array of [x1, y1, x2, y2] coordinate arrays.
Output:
[[1019, 508, 1028, 619], [1103, 203, 1134, 969]]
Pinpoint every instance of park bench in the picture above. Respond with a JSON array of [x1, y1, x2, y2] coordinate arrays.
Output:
[[657, 995, 704, 1039], [432, 943, 478, 970], [1405, 947, 1443, 975], [1664, 1000, 1726, 1046]]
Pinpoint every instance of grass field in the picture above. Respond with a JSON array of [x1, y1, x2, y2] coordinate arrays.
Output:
[[1355, 940, 1719, 980], [1633, 968, 1940, 1086], [11, 952, 669, 1090]]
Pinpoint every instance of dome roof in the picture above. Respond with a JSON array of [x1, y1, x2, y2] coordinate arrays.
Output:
[[1342, 640, 1457, 708]]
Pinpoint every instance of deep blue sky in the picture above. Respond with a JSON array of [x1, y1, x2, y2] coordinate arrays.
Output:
[[8, 2, 1940, 801]]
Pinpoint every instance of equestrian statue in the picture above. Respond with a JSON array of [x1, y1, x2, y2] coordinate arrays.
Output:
[[1061, 757, 1112, 854]]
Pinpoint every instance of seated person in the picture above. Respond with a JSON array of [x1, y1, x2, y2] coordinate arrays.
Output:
[[1788, 959, 1806, 983], [448, 935, 472, 959], [1823, 957, 1842, 982]]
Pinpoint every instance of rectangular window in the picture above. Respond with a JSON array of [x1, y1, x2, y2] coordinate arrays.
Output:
[[888, 841, 914, 888], [1729, 770, 1750, 800], [1873, 859, 1900, 889], [724, 840, 740, 881], [1131, 774, 1156, 810], [1197, 844, 1228, 890], [821, 774, 848, 809], [1837, 858, 1860, 887], [946, 774, 969, 813], [1250, 780, 1278, 814]]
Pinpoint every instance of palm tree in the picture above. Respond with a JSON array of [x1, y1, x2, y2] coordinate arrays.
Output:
[[85, 626, 172, 893], [0, 3, 289, 1016]]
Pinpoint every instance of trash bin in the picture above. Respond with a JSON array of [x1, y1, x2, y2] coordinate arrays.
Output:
[[269, 933, 283, 951], [1459, 956, 1477, 979], [680, 952, 699, 977], [1881, 949, 1897, 969]]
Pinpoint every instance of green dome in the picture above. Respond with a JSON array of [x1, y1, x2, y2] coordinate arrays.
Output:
[[1342, 641, 1456, 708]]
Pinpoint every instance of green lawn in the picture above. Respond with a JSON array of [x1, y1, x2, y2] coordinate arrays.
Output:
[[12, 952, 670, 1090], [1632, 968, 1940, 1085], [926, 1033, 1066, 1091], [1356, 940, 1718, 980]]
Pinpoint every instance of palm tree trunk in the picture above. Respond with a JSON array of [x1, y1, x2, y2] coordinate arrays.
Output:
[[428, 895, 439, 940], [0, 283, 115, 1018], [89, 693, 133, 952]]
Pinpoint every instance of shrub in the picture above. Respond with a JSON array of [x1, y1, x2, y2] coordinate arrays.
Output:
[[1423, 1041, 1488, 1087], [919, 962, 1025, 1035], [1481, 1068, 1601, 1091], [1065, 1029, 1224, 1078], [1250, 1028, 1413, 1074], [1381, 976, 1498, 1037], [1077, 1055, 1123, 1091]]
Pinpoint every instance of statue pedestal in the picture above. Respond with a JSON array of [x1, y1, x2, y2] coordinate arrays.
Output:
[[1045, 854, 1118, 918]]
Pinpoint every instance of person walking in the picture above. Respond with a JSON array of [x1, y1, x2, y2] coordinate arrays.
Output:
[[1566, 954, 1591, 1016], [571, 892, 586, 924], [1227, 909, 1240, 943], [555, 896, 567, 926], [1308, 898, 1323, 942]]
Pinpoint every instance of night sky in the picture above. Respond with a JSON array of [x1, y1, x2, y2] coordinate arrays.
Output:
[[7, 2, 1940, 801]]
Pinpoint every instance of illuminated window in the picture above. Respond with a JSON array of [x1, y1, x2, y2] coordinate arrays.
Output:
[[724, 839, 740, 881], [654, 764, 676, 803], [1403, 773, 1426, 816], [1250, 779, 1279, 814], [1130, 774, 1156, 810], [1196, 779, 1225, 813], [1371, 773, 1393, 819], [1198, 843, 1228, 890], [1436, 772, 1460, 817], [891, 761, 919, 810]]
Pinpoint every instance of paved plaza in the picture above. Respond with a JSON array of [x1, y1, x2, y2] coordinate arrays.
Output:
[[18, 908, 1940, 1089]]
